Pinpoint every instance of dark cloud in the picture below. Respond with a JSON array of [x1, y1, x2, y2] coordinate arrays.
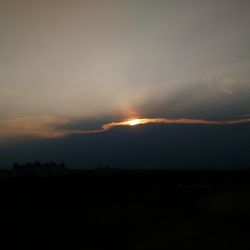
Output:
[[138, 80, 250, 120], [1, 123, 250, 169]]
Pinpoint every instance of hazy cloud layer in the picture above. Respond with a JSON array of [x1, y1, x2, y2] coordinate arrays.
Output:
[[0, 115, 69, 142], [1, 0, 250, 140]]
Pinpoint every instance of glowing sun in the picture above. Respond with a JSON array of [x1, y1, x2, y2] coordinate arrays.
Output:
[[127, 119, 141, 126]]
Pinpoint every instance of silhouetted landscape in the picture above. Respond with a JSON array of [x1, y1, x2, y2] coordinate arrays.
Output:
[[1, 163, 250, 249]]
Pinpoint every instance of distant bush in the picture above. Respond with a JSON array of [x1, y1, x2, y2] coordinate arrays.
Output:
[[13, 162, 67, 177]]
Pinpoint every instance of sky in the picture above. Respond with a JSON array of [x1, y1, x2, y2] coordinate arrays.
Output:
[[1, 0, 250, 168]]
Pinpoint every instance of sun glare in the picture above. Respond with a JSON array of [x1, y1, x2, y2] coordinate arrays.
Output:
[[127, 119, 141, 126]]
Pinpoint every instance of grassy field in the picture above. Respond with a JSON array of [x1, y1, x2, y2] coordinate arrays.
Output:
[[1, 169, 250, 249]]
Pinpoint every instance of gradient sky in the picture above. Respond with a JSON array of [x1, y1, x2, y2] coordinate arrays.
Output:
[[1, 0, 250, 168]]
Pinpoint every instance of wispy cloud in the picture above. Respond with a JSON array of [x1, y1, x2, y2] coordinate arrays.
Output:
[[0, 115, 70, 141], [1, 115, 250, 142], [71, 117, 250, 135]]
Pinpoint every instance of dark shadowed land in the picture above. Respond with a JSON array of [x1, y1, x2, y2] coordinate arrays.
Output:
[[1, 166, 250, 249]]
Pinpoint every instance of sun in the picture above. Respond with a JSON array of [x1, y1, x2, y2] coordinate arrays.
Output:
[[127, 119, 141, 126]]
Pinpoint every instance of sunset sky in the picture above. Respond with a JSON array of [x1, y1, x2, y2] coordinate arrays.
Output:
[[1, 0, 250, 168]]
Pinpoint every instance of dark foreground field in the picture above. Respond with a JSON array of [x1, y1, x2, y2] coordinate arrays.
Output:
[[1, 169, 250, 249]]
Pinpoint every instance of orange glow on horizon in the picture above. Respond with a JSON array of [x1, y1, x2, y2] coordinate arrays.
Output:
[[6, 116, 248, 140], [87, 117, 250, 135], [127, 119, 141, 126]]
